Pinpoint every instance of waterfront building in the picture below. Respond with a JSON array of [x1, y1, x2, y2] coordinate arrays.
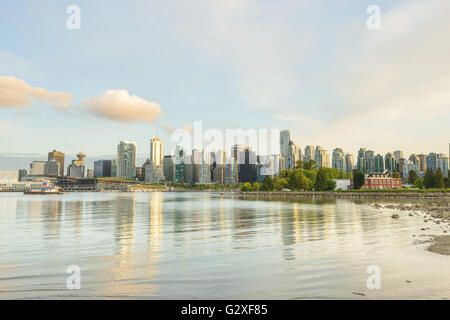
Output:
[[94, 160, 112, 177], [117, 141, 137, 179], [361, 172, 402, 190], [333, 179, 352, 190], [44, 160, 60, 177], [29, 161, 46, 176], [67, 152, 86, 178], [163, 155, 175, 182], [345, 153, 354, 173], [18, 169, 27, 182], [332, 148, 346, 172], [385, 152, 396, 173], [48, 150, 65, 176], [86, 169, 94, 178]]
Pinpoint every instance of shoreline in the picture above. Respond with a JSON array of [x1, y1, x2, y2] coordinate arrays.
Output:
[[237, 191, 450, 199]]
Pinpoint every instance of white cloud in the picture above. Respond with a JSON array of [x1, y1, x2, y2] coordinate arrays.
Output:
[[0, 76, 73, 111], [82, 89, 163, 125]]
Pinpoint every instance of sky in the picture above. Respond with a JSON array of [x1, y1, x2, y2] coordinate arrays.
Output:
[[1, 0, 450, 166]]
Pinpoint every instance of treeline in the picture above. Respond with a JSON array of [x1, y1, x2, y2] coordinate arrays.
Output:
[[409, 168, 449, 189], [243, 160, 353, 192]]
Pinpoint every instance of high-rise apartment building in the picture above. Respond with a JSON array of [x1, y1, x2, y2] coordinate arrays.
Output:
[[374, 154, 384, 173], [345, 153, 354, 173], [385, 152, 396, 173], [393, 150, 404, 163], [280, 130, 290, 158], [314, 146, 330, 168], [437, 154, 449, 178], [417, 154, 427, 173], [117, 141, 137, 179], [332, 148, 346, 172], [304, 146, 315, 163]]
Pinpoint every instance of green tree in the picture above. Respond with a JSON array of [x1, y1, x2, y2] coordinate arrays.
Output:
[[252, 182, 261, 191], [424, 168, 435, 189], [295, 160, 304, 170], [273, 178, 289, 191], [326, 179, 336, 191], [392, 172, 401, 179], [434, 168, 445, 189], [303, 169, 317, 185], [288, 172, 299, 190], [314, 168, 328, 191], [408, 170, 418, 185], [261, 176, 274, 191], [353, 171, 365, 189], [303, 160, 316, 170], [412, 178, 424, 189], [241, 182, 252, 192], [298, 172, 313, 191]]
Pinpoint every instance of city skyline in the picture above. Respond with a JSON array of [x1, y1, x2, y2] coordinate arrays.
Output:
[[1, 0, 450, 158]]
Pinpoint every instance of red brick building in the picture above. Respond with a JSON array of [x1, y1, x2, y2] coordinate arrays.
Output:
[[361, 173, 402, 190]]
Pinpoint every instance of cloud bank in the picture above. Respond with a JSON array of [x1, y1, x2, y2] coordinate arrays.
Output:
[[0, 76, 73, 111], [82, 89, 163, 125]]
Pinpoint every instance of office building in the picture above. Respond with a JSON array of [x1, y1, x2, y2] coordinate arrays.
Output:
[[94, 160, 112, 177], [48, 150, 65, 176], [374, 154, 384, 173]]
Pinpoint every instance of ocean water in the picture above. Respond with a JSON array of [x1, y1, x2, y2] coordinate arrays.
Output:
[[0, 192, 449, 299]]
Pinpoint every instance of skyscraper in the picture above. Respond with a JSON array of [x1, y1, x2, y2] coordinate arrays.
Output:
[[357, 148, 367, 173], [345, 153, 354, 173], [393, 150, 404, 163], [48, 150, 65, 176], [117, 141, 137, 179], [314, 146, 330, 168], [280, 130, 290, 159], [437, 154, 449, 178], [304, 145, 315, 163], [145, 138, 164, 183], [374, 154, 384, 173], [365, 150, 375, 173], [332, 148, 346, 172], [286, 141, 302, 170], [385, 152, 396, 173]]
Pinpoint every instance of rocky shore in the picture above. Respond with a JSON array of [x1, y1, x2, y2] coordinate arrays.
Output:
[[238, 191, 450, 199], [370, 202, 450, 256]]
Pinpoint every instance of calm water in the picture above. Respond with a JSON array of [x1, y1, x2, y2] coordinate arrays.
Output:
[[0, 192, 449, 299]]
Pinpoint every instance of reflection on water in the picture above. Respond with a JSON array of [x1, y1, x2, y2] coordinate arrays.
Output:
[[0, 192, 449, 299]]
